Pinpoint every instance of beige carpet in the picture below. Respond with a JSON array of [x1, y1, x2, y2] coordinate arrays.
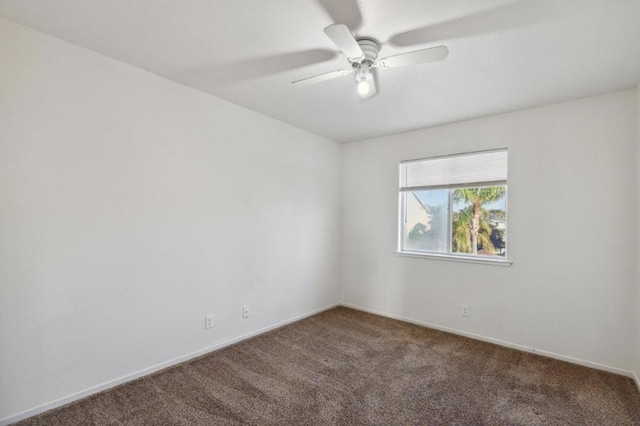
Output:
[[19, 307, 640, 425]]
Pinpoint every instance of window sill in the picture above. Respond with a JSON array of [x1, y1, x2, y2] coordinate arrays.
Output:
[[394, 251, 513, 267]]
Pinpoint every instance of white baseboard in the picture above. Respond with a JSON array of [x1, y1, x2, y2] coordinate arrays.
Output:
[[0, 303, 339, 426], [340, 302, 634, 379]]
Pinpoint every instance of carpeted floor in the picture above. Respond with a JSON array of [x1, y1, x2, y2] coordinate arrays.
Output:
[[19, 307, 640, 425]]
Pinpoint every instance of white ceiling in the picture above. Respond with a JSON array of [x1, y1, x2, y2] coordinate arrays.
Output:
[[1, 0, 639, 142]]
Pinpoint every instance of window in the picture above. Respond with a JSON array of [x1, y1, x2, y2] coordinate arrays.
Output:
[[398, 149, 508, 261]]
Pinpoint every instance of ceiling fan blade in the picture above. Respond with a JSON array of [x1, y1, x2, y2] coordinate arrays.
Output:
[[291, 68, 353, 86], [317, 0, 362, 30], [194, 49, 338, 84], [375, 46, 449, 69], [388, 0, 558, 47], [324, 24, 365, 62]]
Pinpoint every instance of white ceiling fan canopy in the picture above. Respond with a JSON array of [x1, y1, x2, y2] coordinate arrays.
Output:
[[356, 38, 380, 63]]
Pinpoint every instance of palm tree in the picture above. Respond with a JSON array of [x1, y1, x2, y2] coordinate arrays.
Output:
[[452, 207, 496, 254], [452, 207, 472, 253], [453, 187, 505, 255]]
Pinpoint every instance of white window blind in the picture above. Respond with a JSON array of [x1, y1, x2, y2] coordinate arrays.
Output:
[[400, 149, 508, 191]]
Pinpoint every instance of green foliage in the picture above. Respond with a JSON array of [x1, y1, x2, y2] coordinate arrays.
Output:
[[490, 228, 506, 251], [453, 187, 505, 206], [452, 186, 506, 255], [452, 207, 496, 253], [489, 209, 506, 221], [452, 208, 472, 253]]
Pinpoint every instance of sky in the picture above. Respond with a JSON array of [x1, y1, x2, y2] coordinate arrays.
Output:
[[415, 187, 507, 212]]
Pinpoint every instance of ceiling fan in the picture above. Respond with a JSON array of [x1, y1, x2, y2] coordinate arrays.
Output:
[[292, 24, 449, 99]]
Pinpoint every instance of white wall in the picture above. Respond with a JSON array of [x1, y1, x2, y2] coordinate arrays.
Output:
[[0, 19, 342, 422], [341, 89, 637, 373], [635, 85, 640, 383]]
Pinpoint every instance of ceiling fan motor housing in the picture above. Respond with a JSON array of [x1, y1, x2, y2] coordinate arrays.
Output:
[[355, 38, 380, 64]]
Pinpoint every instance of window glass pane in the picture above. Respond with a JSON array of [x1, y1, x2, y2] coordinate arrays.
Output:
[[452, 185, 507, 257], [402, 189, 450, 253]]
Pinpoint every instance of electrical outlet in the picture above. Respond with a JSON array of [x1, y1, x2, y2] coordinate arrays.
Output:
[[461, 305, 470, 317], [242, 305, 250, 318], [205, 314, 214, 329]]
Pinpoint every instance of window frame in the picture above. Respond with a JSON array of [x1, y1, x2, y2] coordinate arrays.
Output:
[[396, 150, 512, 266]]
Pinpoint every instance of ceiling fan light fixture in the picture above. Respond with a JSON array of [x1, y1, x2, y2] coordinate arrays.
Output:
[[357, 80, 371, 96], [355, 62, 373, 97], [355, 62, 372, 81]]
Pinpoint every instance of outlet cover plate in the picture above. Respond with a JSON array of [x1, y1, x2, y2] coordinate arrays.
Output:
[[205, 314, 214, 329], [462, 305, 470, 317]]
